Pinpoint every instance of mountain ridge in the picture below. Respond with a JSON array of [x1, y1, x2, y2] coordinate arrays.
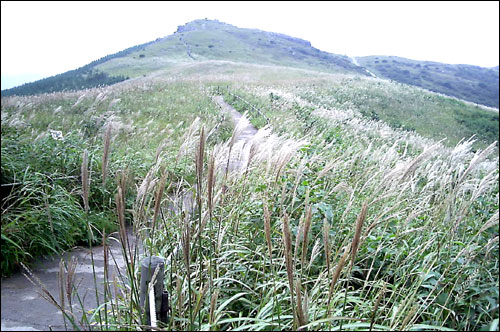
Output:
[[2, 18, 498, 109], [356, 55, 499, 108]]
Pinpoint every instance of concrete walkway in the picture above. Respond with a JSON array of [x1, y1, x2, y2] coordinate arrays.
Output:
[[1, 228, 138, 331]]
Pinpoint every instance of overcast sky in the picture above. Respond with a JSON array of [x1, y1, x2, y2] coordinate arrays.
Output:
[[1, 1, 499, 89]]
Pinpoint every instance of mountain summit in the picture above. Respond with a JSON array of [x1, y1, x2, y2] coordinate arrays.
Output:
[[0, 19, 367, 97], [98, 18, 367, 75]]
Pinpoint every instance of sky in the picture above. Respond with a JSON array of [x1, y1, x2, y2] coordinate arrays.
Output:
[[1, 1, 499, 89]]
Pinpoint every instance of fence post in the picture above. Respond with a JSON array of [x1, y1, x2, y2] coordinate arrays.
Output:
[[139, 256, 166, 325]]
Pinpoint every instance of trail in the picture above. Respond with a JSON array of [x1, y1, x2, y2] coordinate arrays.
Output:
[[213, 95, 259, 171], [349, 56, 377, 78], [1, 228, 139, 331], [213, 96, 258, 146], [179, 36, 195, 60], [162, 95, 258, 269]]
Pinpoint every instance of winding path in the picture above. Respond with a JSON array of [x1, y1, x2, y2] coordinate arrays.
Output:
[[213, 95, 258, 170], [161, 95, 258, 272], [349, 56, 377, 78]]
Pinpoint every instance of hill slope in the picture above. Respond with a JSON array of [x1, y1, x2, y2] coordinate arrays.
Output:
[[3, 19, 498, 109], [153, 60, 497, 150], [96, 19, 367, 77], [1, 60, 498, 330], [1, 19, 366, 96], [356, 55, 499, 108], [0, 38, 161, 97]]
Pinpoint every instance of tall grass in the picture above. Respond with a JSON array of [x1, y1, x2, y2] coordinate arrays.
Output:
[[1, 65, 498, 331]]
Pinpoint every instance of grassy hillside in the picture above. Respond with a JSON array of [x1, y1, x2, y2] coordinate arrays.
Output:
[[356, 56, 500, 108], [292, 76, 499, 150], [95, 19, 366, 78], [1, 19, 367, 97], [150, 60, 498, 151], [3, 18, 497, 112], [2, 61, 497, 331], [0, 38, 160, 97], [1, 77, 232, 276]]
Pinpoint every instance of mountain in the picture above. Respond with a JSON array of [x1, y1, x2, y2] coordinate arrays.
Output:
[[99, 19, 366, 76], [2, 19, 498, 110], [0, 39, 158, 97], [1, 19, 366, 97], [356, 56, 499, 108]]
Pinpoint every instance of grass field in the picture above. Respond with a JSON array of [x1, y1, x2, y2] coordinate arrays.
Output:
[[1, 62, 498, 331]]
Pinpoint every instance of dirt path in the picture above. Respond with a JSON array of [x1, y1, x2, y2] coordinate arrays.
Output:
[[213, 95, 258, 170], [179, 36, 195, 60], [1, 228, 138, 331], [163, 95, 258, 269], [349, 56, 377, 78]]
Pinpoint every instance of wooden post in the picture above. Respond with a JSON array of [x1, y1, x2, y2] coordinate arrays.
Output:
[[139, 256, 165, 325]]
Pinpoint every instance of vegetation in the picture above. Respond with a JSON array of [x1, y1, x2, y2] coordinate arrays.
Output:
[[215, 66, 498, 151], [1, 68, 128, 97], [0, 36, 161, 97], [4, 18, 498, 112], [2, 19, 369, 98], [2, 61, 498, 331], [356, 56, 499, 108], [1, 79, 231, 276], [95, 19, 367, 78], [1, 125, 117, 275]]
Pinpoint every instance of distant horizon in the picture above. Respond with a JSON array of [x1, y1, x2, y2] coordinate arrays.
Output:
[[2, 49, 499, 91], [2, 1, 499, 90]]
